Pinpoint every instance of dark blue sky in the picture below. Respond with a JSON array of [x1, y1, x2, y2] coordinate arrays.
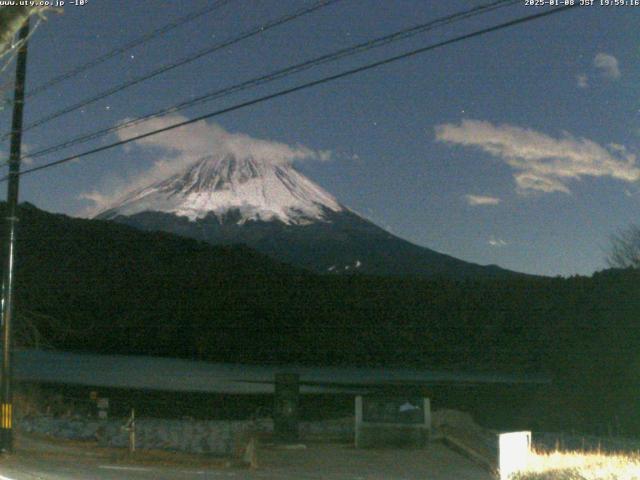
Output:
[[1, 0, 638, 277]]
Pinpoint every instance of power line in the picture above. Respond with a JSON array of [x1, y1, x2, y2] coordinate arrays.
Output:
[[0, 14, 45, 76], [19, 0, 520, 165], [1, 5, 578, 182], [0, 0, 342, 142], [9, 0, 233, 103]]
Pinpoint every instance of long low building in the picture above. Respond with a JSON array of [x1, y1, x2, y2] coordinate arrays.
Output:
[[10, 348, 550, 394]]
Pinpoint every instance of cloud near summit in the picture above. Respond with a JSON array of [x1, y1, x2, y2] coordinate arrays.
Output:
[[78, 114, 332, 217], [116, 114, 331, 165], [435, 119, 639, 195]]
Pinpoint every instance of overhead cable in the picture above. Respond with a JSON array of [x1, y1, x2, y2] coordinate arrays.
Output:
[[20, 0, 520, 164], [2, 5, 578, 182], [0, 0, 342, 141]]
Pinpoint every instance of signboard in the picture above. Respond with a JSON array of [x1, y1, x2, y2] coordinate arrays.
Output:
[[355, 396, 431, 448], [362, 397, 425, 424], [96, 397, 109, 419]]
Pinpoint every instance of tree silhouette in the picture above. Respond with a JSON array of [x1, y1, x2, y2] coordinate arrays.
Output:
[[607, 225, 640, 269]]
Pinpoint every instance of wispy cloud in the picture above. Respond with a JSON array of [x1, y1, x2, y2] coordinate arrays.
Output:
[[464, 194, 501, 206], [488, 237, 507, 247], [114, 114, 331, 165], [435, 119, 639, 195], [593, 52, 621, 80], [576, 73, 588, 89], [78, 115, 332, 217]]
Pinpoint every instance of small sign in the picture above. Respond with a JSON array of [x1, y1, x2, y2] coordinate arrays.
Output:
[[362, 397, 424, 424], [97, 398, 109, 410], [355, 396, 431, 448]]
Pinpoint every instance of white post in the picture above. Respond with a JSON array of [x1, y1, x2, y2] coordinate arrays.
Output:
[[423, 398, 431, 442], [354, 396, 363, 448], [128, 409, 136, 454]]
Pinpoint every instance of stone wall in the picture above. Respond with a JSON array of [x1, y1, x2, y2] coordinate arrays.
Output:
[[18, 415, 355, 455]]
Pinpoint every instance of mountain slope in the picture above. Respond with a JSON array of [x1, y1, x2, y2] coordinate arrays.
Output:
[[109, 208, 511, 278], [8, 202, 530, 367], [97, 153, 517, 278]]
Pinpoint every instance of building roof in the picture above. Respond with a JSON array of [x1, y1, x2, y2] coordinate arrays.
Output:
[[12, 348, 550, 395]]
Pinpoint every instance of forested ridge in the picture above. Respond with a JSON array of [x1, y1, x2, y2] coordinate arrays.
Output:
[[6, 203, 640, 434]]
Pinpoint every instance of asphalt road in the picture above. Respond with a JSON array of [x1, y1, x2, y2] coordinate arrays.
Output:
[[1, 457, 246, 480], [0, 436, 493, 479]]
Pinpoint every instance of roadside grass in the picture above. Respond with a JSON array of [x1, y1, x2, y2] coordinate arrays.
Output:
[[511, 449, 640, 480]]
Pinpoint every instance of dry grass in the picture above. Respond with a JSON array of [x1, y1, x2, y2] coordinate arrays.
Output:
[[511, 449, 640, 480]]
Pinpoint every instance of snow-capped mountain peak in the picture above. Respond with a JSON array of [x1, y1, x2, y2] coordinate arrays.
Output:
[[97, 153, 343, 225], [95, 152, 516, 279]]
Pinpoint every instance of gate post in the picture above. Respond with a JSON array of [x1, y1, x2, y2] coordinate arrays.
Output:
[[274, 373, 299, 442]]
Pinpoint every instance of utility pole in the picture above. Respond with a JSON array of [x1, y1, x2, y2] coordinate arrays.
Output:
[[0, 18, 30, 454]]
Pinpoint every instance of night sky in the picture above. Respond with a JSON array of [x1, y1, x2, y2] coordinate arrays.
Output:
[[0, 0, 638, 277]]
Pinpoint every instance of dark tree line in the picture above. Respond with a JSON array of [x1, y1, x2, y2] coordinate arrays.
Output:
[[3, 203, 640, 435]]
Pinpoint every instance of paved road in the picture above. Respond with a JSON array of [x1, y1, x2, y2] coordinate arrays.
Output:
[[0, 438, 494, 479]]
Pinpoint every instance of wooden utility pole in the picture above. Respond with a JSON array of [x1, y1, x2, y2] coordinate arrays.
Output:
[[0, 17, 29, 454]]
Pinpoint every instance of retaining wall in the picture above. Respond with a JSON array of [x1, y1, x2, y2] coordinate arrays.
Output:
[[18, 415, 354, 455]]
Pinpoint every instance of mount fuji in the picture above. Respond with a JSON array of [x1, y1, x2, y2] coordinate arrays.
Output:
[[96, 153, 515, 278]]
